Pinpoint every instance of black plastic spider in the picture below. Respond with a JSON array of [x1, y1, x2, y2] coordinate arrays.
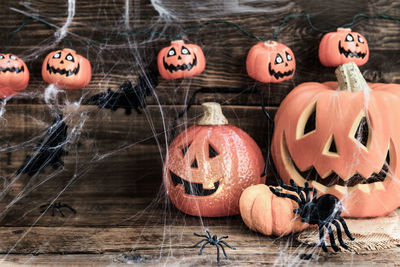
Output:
[[269, 179, 355, 252], [191, 230, 236, 263], [40, 202, 76, 217]]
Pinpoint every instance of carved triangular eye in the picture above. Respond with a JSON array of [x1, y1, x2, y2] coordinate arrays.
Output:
[[209, 144, 219, 158], [304, 108, 316, 135], [182, 144, 191, 156], [329, 136, 338, 153], [191, 158, 198, 168], [354, 116, 369, 148]]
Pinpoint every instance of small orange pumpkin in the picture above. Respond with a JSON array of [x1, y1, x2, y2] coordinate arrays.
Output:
[[164, 102, 265, 217], [0, 53, 29, 98], [42, 49, 91, 90], [240, 184, 309, 236], [271, 62, 400, 218], [319, 28, 369, 67], [157, 40, 206, 80], [246, 41, 295, 83]]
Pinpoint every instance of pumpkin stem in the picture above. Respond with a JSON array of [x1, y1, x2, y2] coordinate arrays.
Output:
[[197, 102, 228, 125], [335, 62, 369, 92]]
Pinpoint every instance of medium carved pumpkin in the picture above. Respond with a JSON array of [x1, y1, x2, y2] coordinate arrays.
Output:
[[246, 41, 295, 83], [319, 28, 369, 67], [0, 53, 29, 98], [42, 49, 92, 90], [164, 102, 265, 217], [240, 184, 308, 236], [157, 40, 206, 80], [272, 62, 400, 218]]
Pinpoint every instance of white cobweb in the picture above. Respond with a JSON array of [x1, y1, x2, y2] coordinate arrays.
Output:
[[0, 0, 396, 266]]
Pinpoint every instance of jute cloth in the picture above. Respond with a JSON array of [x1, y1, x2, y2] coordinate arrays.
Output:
[[296, 210, 400, 252]]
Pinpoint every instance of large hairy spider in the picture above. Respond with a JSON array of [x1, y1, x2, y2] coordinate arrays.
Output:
[[191, 230, 236, 263], [269, 179, 355, 252]]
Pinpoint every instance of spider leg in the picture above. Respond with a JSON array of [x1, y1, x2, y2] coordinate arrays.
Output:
[[216, 244, 220, 263], [220, 240, 236, 250], [58, 207, 65, 217], [319, 225, 328, 252], [332, 220, 348, 249], [304, 182, 311, 202], [311, 187, 317, 202], [269, 187, 302, 206], [338, 216, 355, 240], [51, 205, 56, 217], [218, 244, 228, 259], [193, 233, 209, 239], [198, 241, 209, 255], [206, 230, 212, 239], [217, 236, 228, 241], [293, 208, 300, 214], [327, 224, 339, 252], [60, 203, 77, 214], [191, 239, 208, 248]]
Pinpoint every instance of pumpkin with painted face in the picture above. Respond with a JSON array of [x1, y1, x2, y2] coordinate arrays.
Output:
[[164, 102, 265, 217], [246, 41, 295, 83], [42, 49, 91, 90], [319, 28, 369, 67], [271, 62, 400, 218], [157, 40, 206, 80], [0, 53, 29, 98]]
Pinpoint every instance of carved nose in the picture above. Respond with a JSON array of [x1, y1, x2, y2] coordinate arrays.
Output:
[[356, 43, 359, 47], [178, 56, 182, 60], [60, 60, 64, 64], [285, 62, 288, 67]]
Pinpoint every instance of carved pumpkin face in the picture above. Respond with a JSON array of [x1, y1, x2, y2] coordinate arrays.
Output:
[[319, 28, 369, 67], [272, 63, 400, 218], [157, 40, 206, 80], [42, 49, 91, 90], [246, 41, 295, 83], [0, 53, 29, 98], [164, 103, 265, 217]]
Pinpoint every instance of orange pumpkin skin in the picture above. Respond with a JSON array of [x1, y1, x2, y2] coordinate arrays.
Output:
[[240, 184, 308, 236], [164, 104, 265, 217], [0, 53, 29, 98], [271, 64, 400, 218], [42, 49, 91, 90], [157, 40, 206, 80], [319, 28, 369, 67], [246, 41, 295, 83]]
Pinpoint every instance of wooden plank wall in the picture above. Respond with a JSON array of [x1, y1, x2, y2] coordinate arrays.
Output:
[[0, 0, 399, 264]]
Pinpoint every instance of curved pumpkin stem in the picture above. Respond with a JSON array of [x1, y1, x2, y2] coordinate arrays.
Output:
[[335, 62, 369, 92], [198, 102, 228, 125]]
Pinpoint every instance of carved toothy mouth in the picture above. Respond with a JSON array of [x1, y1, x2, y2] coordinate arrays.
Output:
[[282, 134, 391, 189], [46, 62, 80, 77], [268, 63, 294, 80], [0, 66, 25, 74], [338, 41, 367, 59], [169, 170, 220, 196], [163, 55, 197, 73]]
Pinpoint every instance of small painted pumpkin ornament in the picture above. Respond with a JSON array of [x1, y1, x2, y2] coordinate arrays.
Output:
[[271, 62, 400, 218], [157, 40, 206, 80], [240, 184, 308, 236], [164, 102, 265, 217], [42, 48, 91, 90], [246, 40, 295, 83], [319, 28, 369, 67], [0, 53, 29, 98]]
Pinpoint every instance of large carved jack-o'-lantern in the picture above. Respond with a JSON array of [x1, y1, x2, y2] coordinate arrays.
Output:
[[246, 41, 295, 83], [42, 49, 92, 90], [164, 102, 265, 217], [157, 40, 206, 80], [272, 62, 400, 218], [0, 53, 29, 98], [319, 28, 369, 67]]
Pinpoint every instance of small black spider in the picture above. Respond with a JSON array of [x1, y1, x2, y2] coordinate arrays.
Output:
[[40, 202, 76, 217], [269, 179, 355, 252], [191, 230, 236, 263]]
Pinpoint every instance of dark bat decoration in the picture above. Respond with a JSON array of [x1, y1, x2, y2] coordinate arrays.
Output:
[[86, 71, 158, 115], [18, 114, 68, 176]]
